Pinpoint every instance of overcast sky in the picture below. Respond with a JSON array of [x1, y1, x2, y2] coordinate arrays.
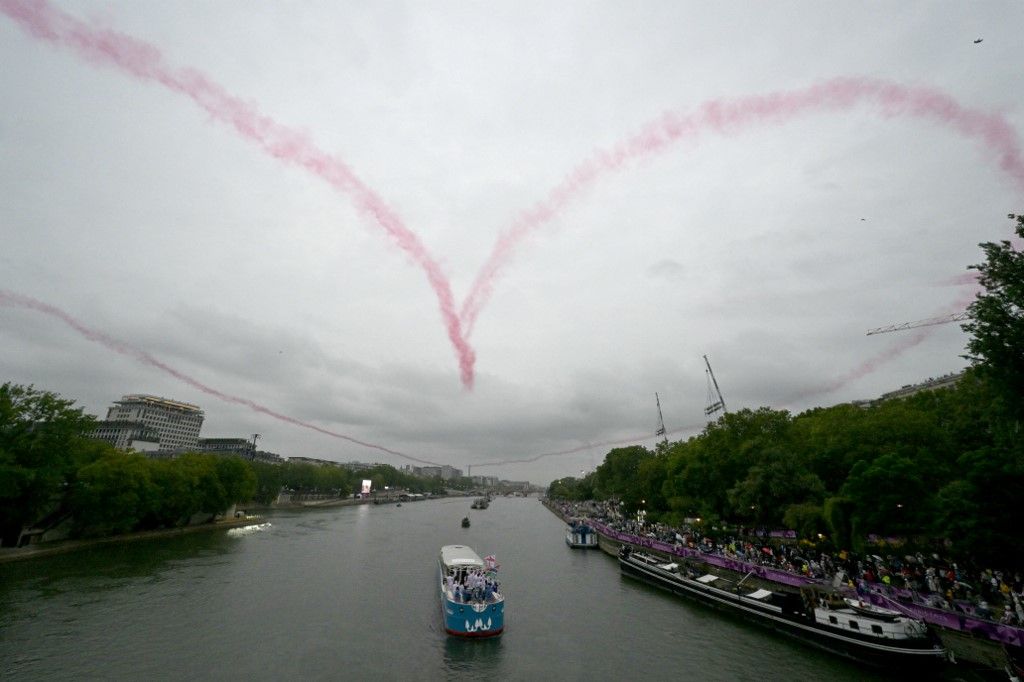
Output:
[[2, 1, 1022, 484]]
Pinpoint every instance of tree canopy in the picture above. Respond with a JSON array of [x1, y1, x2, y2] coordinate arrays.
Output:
[[0, 383, 106, 545], [548, 215, 1024, 570], [963, 213, 1024, 420]]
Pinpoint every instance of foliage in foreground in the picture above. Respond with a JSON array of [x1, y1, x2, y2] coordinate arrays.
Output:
[[0, 385, 262, 544], [550, 215, 1024, 570], [0, 381, 460, 543]]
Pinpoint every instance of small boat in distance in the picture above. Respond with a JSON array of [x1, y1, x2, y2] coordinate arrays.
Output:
[[438, 545, 504, 637], [565, 520, 598, 549], [461, 516, 471, 528], [618, 546, 945, 668], [471, 497, 490, 509]]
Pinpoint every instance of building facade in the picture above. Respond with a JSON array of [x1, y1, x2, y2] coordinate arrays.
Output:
[[103, 394, 204, 453], [198, 437, 252, 456], [288, 456, 340, 467], [91, 420, 161, 453], [198, 438, 283, 464], [851, 371, 965, 409], [418, 465, 463, 480]]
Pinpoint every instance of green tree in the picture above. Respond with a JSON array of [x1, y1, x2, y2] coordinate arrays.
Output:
[[547, 477, 583, 500], [70, 452, 155, 537], [147, 458, 203, 527], [963, 213, 1024, 420], [933, 444, 1024, 567], [177, 453, 229, 516], [250, 461, 284, 505], [0, 383, 103, 545], [662, 408, 792, 520], [635, 454, 668, 519], [214, 456, 257, 505], [727, 449, 825, 527], [840, 453, 931, 537], [783, 502, 828, 541], [593, 445, 652, 507]]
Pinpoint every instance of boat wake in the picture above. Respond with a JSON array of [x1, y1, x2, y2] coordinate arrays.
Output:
[[227, 522, 272, 537]]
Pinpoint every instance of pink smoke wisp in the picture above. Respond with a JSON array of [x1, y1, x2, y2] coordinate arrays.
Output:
[[0, 0, 475, 388], [5, 1, 1023, 393], [460, 79, 1024, 337], [2, 3, 1021, 466], [469, 421, 708, 468], [0, 290, 443, 466], [791, 293, 977, 402]]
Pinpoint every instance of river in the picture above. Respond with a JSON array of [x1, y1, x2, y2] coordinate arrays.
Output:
[[0, 497, 963, 680]]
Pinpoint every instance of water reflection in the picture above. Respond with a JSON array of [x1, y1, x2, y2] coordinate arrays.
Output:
[[0, 531, 232, 617], [443, 634, 504, 673]]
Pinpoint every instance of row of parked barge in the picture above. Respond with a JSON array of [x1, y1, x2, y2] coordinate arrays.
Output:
[[617, 545, 946, 668], [562, 517, 948, 670]]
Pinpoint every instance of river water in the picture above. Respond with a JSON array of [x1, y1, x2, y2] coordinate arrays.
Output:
[[0, 497, 945, 680]]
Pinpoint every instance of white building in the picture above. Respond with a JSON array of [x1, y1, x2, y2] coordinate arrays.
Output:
[[91, 421, 161, 453], [419, 465, 463, 480], [103, 394, 204, 453]]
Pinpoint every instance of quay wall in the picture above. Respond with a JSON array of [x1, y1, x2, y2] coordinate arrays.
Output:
[[0, 516, 258, 564], [541, 499, 1023, 665]]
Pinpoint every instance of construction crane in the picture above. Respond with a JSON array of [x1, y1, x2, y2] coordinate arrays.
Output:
[[654, 392, 668, 444], [865, 311, 971, 336], [704, 355, 727, 417]]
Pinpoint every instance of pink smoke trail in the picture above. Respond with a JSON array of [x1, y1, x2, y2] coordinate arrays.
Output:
[[5, 2, 1017, 398], [469, 422, 707, 467], [940, 272, 981, 287], [792, 328, 933, 401], [790, 289, 980, 401], [460, 77, 1024, 336], [0, 289, 444, 466], [0, 0, 476, 388]]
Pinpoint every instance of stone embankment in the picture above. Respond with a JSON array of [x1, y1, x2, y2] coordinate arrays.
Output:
[[540, 498, 1016, 672], [0, 516, 257, 564]]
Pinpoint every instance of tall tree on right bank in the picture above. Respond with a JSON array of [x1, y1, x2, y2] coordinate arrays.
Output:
[[963, 213, 1024, 423], [951, 213, 1024, 567]]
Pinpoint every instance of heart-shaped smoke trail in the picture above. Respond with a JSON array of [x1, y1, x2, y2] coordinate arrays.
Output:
[[3, 1, 1023, 465]]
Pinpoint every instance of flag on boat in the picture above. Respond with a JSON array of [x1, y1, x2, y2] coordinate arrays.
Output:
[[484, 555, 499, 571]]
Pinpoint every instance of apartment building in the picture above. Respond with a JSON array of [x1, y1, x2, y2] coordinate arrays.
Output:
[[103, 394, 204, 453]]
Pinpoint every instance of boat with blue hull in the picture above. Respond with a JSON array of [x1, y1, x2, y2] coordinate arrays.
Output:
[[565, 520, 598, 549], [619, 546, 946, 669], [438, 545, 504, 638]]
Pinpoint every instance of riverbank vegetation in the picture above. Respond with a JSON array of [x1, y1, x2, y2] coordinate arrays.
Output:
[[0, 385, 451, 546], [550, 215, 1024, 570], [0, 385, 262, 545]]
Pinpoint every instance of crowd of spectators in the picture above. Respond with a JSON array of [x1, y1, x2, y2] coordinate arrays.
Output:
[[548, 498, 1024, 627]]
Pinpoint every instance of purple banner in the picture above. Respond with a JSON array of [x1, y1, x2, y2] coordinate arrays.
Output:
[[590, 520, 1024, 646], [589, 521, 818, 588], [863, 590, 1024, 647]]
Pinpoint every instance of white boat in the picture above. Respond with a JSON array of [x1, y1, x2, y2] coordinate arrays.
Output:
[[438, 545, 504, 638]]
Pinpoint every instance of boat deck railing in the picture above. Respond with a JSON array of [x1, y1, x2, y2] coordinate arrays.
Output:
[[446, 587, 503, 605], [595, 519, 1024, 647]]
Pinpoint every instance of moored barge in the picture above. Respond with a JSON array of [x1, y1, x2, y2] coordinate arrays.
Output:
[[619, 546, 945, 668]]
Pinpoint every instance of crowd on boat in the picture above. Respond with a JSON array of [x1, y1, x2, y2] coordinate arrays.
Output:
[[548, 498, 1024, 627], [446, 568, 500, 604]]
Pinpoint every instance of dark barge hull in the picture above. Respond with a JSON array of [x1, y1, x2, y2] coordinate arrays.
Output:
[[619, 554, 946, 669]]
